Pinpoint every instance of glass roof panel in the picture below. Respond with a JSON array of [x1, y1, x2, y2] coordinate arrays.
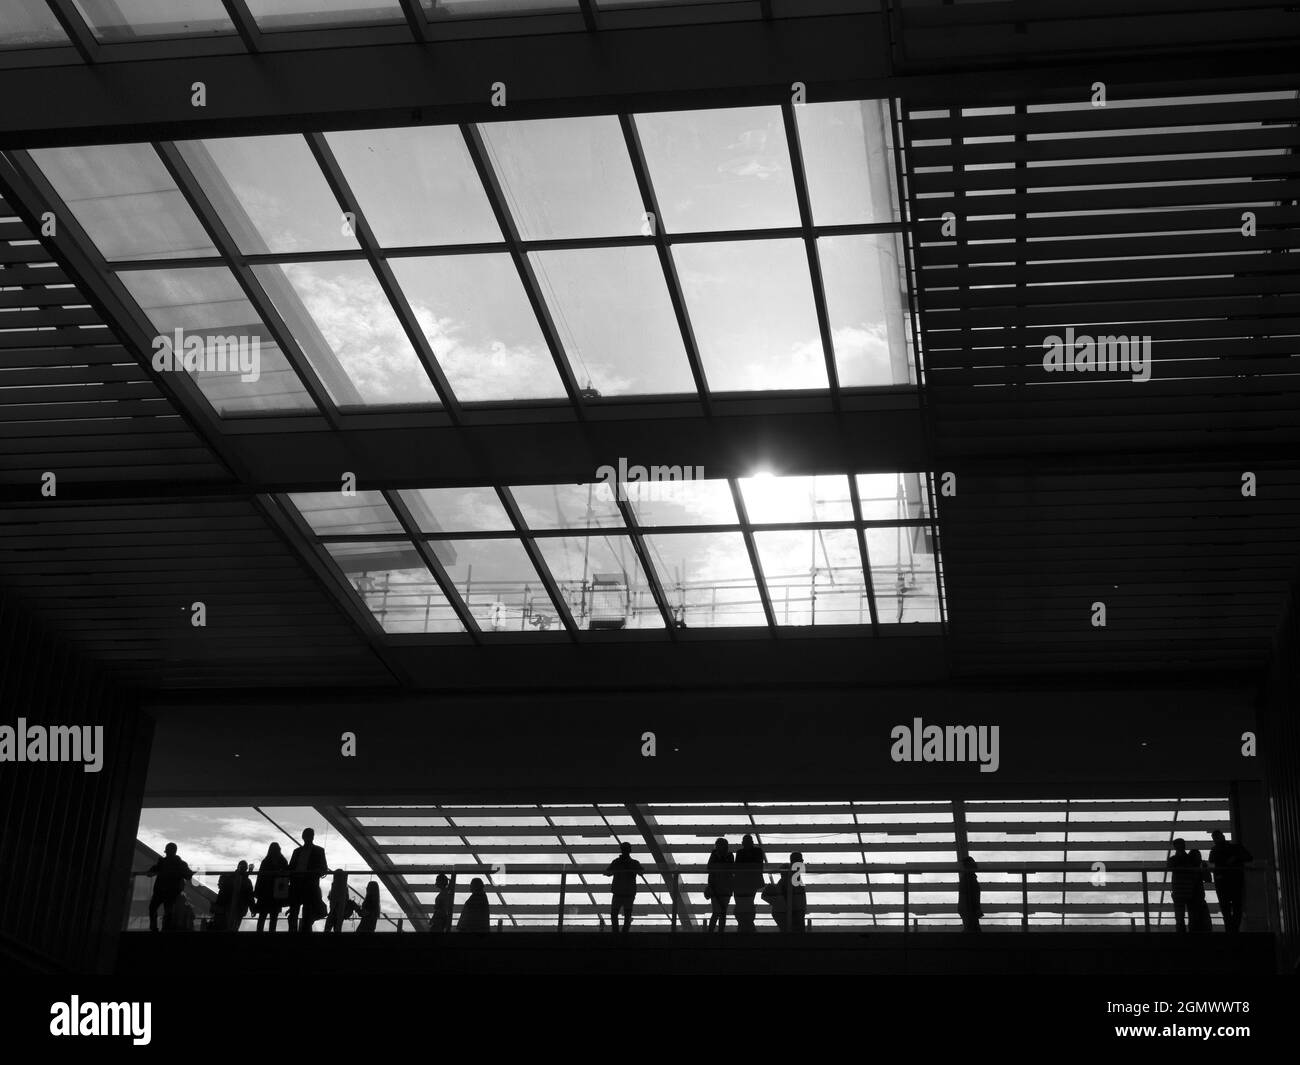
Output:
[[535, 535, 664, 630], [177, 137, 359, 255], [325, 541, 464, 633], [673, 239, 826, 392], [640, 531, 765, 627], [794, 99, 897, 226], [30, 144, 217, 262], [289, 490, 402, 536], [753, 528, 866, 626], [324, 126, 501, 248], [117, 266, 317, 414], [388, 254, 565, 402], [818, 233, 912, 387], [531, 246, 696, 397], [400, 487, 514, 534], [634, 106, 799, 233], [252, 260, 440, 408], [0, 1, 69, 48], [436, 538, 562, 633], [738, 473, 853, 524], [422, 0, 580, 16], [856, 473, 931, 522], [625, 477, 737, 527], [478, 116, 645, 240], [509, 483, 625, 530], [71, 0, 235, 40], [245, 0, 405, 31], [866, 525, 941, 624]]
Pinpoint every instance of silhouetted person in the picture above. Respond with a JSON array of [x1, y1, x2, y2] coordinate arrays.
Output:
[[325, 870, 355, 934], [1208, 830, 1253, 933], [429, 873, 453, 933], [732, 835, 766, 933], [777, 853, 808, 933], [146, 843, 194, 933], [457, 878, 490, 933], [705, 837, 734, 932], [355, 882, 381, 933], [254, 842, 289, 933], [287, 828, 329, 934], [603, 842, 642, 933], [1168, 838, 1211, 933], [957, 856, 982, 932], [213, 860, 255, 931]]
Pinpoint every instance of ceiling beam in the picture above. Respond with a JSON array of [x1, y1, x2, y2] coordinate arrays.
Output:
[[2, 17, 1297, 149]]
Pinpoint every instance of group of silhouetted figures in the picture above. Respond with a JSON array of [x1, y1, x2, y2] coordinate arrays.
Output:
[[604, 835, 811, 932], [146, 829, 382, 934], [1166, 832, 1254, 933], [145, 827, 1256, 935]]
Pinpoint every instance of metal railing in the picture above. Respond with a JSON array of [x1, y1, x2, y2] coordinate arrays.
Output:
[[125, 861, 1275, 934]]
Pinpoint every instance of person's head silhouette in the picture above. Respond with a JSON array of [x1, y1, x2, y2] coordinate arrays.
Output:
[[237, 860, 248, 873], [741, 834, 753, 846], [435, 872, 448, 888], [267, 842, 281, 856], [164, 842, 177, 856], [302, 828, 314, 846], [470, 877, 485, 893], [714, 837, 729, 851], [1211, 830, 1226, 844], [619, 841, 632, 856], [1172, 838, 1186, 854]]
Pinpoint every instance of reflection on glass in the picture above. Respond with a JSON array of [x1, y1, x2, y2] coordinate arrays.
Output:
[[253, 260, 440, 408], [117, 267, 316, 414], [753, 529, 866, 626], [856, 473, 930, 522], [531, 246, 696, 397], [325, 541, 463, 633], [177, 137, 358, 255], [866, 525, 940, 624], [71, 0, 235, 39], [641, 531, 764, 627], [535, 535, 663, 630], [422, 0, 579, 15], [324, 126, 501, 247], [626, 478, 737, 527], [1, 1, 68, 48], [399, 488, 514, 534], [818, 234, 911, 387], [794, 99, 896, 226], [478, 116, 644, 240], [245, 0, 405, 30], [634, 106, 798, 233], [673, 240, 826, 392], [738, 473, 853, 524], [31, 144, 216, 261], [435, 538, 560, 633], [289, 490, 402, 536], [509, 483, 625, 531], [389, 255, 564, 402]]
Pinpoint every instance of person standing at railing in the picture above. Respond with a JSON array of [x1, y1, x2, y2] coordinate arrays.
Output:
[[146, 842, 194, 933], [957, 855, 982, 933], [212, 860, 255, 931], [429, 873, 453, 933], [776, 853, 808, 933], [253, 842, 289, 933], [457, 878, 491, 933], [732, 835, 766, 933], [287, 828, 329, 934], [355, 882, 381, 933], [1167, 838, 1211, 933], [1208, 830, 1253, 933], [324, 870, 355, 934], [705, 838, 734, 932], [602, 841, 642, 934]]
